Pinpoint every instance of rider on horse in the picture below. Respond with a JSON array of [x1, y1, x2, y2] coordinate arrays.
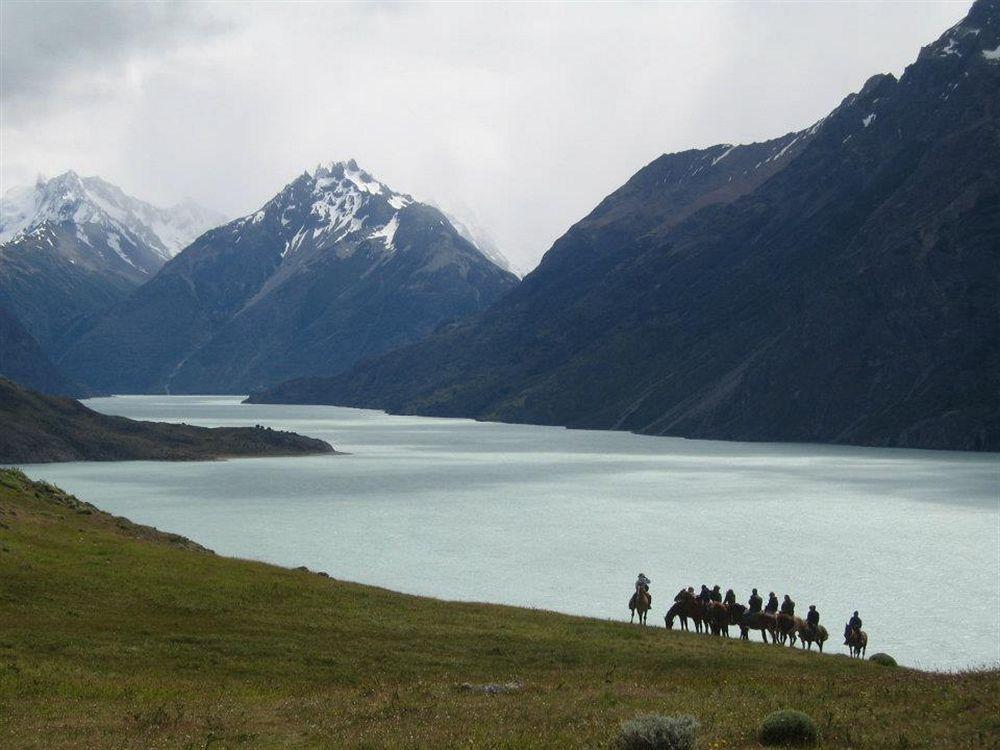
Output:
[[748, 588, 763, 613], [635, 573, 651, 594], [710, 585, 723, 603], [844, 610, 862, 644], [780, 594, 795, 616], [764, 592, 779, 614], [806, 604, 820, 637], [723, 588, 737, 607]]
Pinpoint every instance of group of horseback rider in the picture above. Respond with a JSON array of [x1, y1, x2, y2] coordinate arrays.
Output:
[[633, 573, 864, 648]]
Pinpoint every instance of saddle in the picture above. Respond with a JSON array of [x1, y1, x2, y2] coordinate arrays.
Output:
[[629, 589, 651, 609]]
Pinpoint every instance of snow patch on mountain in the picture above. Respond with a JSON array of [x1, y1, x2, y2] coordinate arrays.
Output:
[[711, 145, 736, 166], [369, 213, 399, 250]]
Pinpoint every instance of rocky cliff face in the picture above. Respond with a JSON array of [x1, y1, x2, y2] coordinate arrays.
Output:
[[251, 1, 1000, 451], [63, 160, 519, 393]]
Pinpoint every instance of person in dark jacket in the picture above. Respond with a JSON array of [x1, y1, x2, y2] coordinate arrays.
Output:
[[723, 588, 737, 607], [698, 585, 712, 604], [765, 591, 779, 613], [748, 588, 763, 613], [806, 605, 820, 636], [710, 585, 723, 603], [780, 594, 795, 616], [844, 611, 863, 644]]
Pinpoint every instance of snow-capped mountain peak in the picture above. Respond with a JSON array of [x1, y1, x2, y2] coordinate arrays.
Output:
[[224, 160, 515, 277], [237, 160, 418, 261], [0, 172, 224, 266]]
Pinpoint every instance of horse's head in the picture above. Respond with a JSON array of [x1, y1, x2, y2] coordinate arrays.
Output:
[[665, 610, 675, 629]]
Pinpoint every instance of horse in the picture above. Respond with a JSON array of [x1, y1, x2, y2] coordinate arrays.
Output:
[[704, 601, 731, 637], [797, 622, 828, 652], [664, 595, 704, 633], [775, 613, 799, 645], [738, 610, 778, 643], [629, 588, 652, 625], [845, 626, 867, 658]]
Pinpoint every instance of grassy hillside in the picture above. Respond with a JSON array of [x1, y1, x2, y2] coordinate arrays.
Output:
[[0, 377, 334, 462], [0, 468, 995, 749]]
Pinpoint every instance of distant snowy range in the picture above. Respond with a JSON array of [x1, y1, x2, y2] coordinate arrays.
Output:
[[0, 162, 518, 398]]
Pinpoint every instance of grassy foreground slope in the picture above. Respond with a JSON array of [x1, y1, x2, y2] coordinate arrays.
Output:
[[0, 377, 334, 463], [0, 469, 995, 749]]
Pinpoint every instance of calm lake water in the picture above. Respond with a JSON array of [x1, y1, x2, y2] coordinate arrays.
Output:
[[19, 395, 1000, 671]]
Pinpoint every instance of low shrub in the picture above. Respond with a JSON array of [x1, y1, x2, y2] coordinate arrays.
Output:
[[614, 713, 699, 750], [869, 652, 897, 667], [759, 709, 817, 746]]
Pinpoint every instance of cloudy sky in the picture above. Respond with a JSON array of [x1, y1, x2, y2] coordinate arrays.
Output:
[[1, 0, 970, 271]]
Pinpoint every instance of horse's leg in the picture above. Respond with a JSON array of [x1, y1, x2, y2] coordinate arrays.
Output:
[[818, 641, 823, 653], [630, 610, 635, 624]]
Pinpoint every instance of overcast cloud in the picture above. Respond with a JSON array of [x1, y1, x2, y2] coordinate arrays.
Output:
[[1, 0, 970, 271]]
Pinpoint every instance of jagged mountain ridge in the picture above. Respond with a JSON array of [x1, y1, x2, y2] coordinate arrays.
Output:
[[0, 172, 223, 356], [1, 171, 224, 269], [250, 1, 1000, 451], [62, 160, 519, 393]]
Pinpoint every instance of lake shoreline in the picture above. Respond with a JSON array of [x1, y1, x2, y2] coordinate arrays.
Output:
[[25, 394, 999, 672]]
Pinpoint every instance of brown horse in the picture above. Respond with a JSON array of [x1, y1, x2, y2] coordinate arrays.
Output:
[[797, 622, 828, 652], [664, 595, 704, 633], [629, 589, 652, 625], [845, 626, 868, 658], [738, 610, 778, 643], [704, 601, 732, 637], [775, 613, 799, 645]]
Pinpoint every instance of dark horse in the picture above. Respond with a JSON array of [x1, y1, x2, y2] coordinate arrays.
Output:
[[704, 601, 732, 637], [629, 588, 652, 625], [797, 621, 829, 652], [664, 595, 704, 633], [736, 607, 777, 643], [775, 613, 798, 645]]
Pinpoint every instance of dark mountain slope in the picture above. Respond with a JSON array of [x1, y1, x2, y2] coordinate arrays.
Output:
[[252, 2, 1000, 451], [0, 223, 141, 354], [62, 161, 518, 394], [0, 378, 333, 463], [0, 306, 85, 398]]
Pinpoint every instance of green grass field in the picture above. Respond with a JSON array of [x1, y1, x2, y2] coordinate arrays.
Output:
[[1, 468, 996, 748]]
